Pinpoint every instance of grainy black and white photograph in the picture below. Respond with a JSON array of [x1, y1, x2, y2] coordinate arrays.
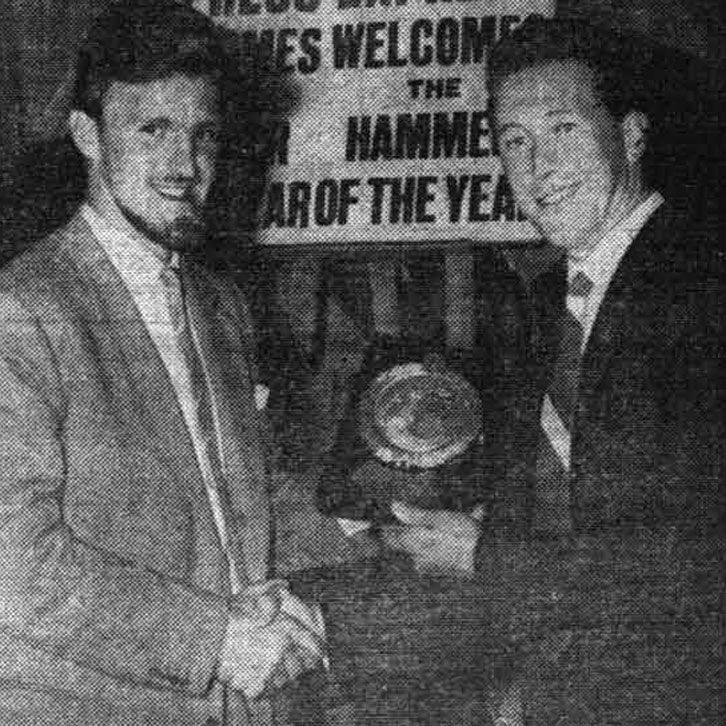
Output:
[[0, 1, 722, 724]]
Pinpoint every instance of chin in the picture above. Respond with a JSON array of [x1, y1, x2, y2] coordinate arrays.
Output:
[[122, 206, 207, 253], [538, 211, 588, 248], [552, 230, 598, 258], [163, 220, 207, 253], [531, 218, 564, 246]]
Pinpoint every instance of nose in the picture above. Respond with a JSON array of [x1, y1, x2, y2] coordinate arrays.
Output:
[[532, 136, 558, 181], [166, 132, 197, 179]]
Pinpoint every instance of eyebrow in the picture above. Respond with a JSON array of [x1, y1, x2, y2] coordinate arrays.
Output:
[[546, 109, 577, 117], [134, 116, 220, 128], [136, 116, 171, 127], [497, 122, 525, 135], [497, 108, 578, 134]]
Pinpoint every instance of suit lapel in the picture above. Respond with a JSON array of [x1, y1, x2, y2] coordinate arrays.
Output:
[[579, 208, 666, 401], [183, 263, 271, 584], [54, 215, 231, 592], [57, 216, 199, 476]]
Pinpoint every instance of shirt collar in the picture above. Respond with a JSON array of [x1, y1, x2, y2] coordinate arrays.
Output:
[[568, 192, 664, 286], [80, 204, 180, 286]]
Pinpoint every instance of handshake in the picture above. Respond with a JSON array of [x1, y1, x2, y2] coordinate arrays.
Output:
[[217, 579, 327, 700]]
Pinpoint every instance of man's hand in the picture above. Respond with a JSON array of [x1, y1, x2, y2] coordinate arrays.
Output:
[[218, 581, 327, 699], [381, 501, 484, 576]]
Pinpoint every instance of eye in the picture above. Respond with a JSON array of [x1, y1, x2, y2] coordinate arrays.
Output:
[[553, 121, 576, 136], [501, 134, 529, 153], [138, 120, 168, 139]]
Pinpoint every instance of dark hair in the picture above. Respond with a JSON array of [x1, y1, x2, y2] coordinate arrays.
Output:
[[487, 15, 647, 122], [71, 0, 231, 119]]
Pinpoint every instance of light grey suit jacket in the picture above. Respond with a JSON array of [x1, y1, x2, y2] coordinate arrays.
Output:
[[0, 213, 275, 725]]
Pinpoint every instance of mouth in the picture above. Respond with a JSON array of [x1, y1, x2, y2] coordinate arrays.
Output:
[[536, 183, 580, 209], [153, 184, 195, 203]]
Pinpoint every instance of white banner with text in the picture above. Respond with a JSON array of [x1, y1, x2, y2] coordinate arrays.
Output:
[[195, 0, 554, 245]]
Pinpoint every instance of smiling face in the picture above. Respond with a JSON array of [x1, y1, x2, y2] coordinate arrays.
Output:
[[493, 60, 645, 258], [79, 74, 221, 253]]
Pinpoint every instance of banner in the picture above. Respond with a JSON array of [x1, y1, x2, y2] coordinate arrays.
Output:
[[195, 0, 554, 246]]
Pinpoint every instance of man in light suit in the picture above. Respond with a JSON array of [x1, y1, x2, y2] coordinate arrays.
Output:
[[0, 2, 326, 725], [383, 17, 723, 725]]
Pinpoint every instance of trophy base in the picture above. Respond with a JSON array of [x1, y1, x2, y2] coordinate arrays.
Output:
[[319, 443, 484, 524]]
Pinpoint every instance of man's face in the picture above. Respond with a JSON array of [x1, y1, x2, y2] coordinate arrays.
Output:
[[93, 74, 221, 252], [493, 60, 637, 257]]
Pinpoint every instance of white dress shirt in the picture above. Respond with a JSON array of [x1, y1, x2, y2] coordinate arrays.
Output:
[[567, 192, 664, 348], [540, 191, 664, 472], [81, 204, 241, 593]]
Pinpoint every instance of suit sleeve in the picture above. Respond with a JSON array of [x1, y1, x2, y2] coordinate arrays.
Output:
[[0, 295, 229, 696], [473, 527, 723, 722]]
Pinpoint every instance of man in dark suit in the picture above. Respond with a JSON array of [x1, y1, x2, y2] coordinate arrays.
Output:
[[383, 16, 723, 724], [0, 3, 327, 725]]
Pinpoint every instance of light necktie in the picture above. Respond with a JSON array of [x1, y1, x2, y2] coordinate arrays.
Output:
[[160, 262, 227, 482], [159, 261, 242, 589], [533, 269, 593, 535]]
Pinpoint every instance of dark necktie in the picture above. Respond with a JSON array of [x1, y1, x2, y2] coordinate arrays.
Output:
[[533, 270, 593, 535]]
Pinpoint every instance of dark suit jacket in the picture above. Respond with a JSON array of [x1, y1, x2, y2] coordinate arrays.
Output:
[[474, 203, 724, 724], [0, 214, 275, 726]]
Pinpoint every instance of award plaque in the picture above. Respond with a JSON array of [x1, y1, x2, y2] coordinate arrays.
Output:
[[318, 338, 486, 522], [358, 362, 482, 471]]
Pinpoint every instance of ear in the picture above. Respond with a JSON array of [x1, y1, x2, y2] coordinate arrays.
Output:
[[69, 109, 101, 163], [621, 110, 649, 165]]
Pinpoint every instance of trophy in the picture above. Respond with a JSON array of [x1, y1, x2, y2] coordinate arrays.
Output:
[[358, 361, 482, 470], [318, 342, 485, 522]]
